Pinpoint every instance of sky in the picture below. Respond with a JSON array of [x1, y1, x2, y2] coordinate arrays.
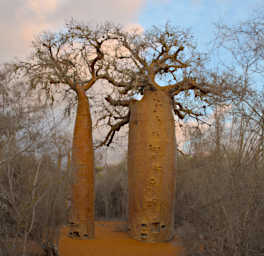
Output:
[[1, 0, 262, 162], [0, 0, 263, 64]]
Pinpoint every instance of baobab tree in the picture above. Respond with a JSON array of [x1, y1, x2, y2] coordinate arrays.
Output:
[[95, 23, 235, 242], [14, 22, 115, 239]]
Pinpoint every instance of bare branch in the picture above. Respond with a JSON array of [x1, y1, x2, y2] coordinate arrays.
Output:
[[96, 110, 130, 147], [105, 95, 131, 107], [166, 78, 211, 96]]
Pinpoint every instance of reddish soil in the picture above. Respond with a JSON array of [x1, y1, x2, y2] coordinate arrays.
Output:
[[59, 221, 185, 256]]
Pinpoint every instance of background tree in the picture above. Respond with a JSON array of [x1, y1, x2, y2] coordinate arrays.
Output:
[[170, 9, 264, 255], [14, 22, 116, 239], [0, 65, 70, 256], [92, 23, 238, 242], [215, 8, 264, 164]]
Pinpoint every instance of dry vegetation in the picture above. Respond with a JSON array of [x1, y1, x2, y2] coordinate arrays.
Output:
[[94, 108, 264, 256], [174, 115, 264, 256], [1, 8, 264, 256], [0, 69, 71, 256], [96, 97, 264, 256], [95, 160, 128, 220], [1, 93, 264, 256]]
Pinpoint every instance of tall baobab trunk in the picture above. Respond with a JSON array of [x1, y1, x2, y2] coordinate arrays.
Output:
[[69, 86, 95, 239], [128, 88, 176, 242]]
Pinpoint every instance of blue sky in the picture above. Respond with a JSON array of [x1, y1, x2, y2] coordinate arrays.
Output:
[[139, 0, 262, 51], [0, 0, 262, 63], [1, 0, 261, 159]]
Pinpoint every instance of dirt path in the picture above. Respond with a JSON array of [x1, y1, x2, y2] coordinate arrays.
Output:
[[59, 221, 185, 256]]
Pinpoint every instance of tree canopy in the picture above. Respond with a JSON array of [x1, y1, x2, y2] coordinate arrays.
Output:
[[84, 23, 241, 146]]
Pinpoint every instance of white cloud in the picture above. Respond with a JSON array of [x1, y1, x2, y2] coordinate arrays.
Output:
[[124, 23, 144, 35], [26, 0, 58, 15], [0, 0, 146, 63]]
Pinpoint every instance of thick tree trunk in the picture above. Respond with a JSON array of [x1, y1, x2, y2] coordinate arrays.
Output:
[[69, 86, 95, 239], [128, 88, 176, 242]]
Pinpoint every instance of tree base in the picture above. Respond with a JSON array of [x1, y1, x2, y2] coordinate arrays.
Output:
[[60, 221, 184, 256], [128, 223, 175, 242], [68, 222, 94, 240]]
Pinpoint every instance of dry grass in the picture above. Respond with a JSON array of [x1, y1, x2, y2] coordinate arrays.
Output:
[[174, 151, 264, 256], [0, 153, 70, 256], [94, 142, 264, 255]]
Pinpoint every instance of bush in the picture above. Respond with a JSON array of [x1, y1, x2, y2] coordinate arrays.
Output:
[[0, 152, 70, 256], [175, 151, 264, 256], [95, 160, 128, 220]]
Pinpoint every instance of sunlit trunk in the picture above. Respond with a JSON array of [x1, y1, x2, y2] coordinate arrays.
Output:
[[128, 88, 176, 242], [69, 86, 95, 239]]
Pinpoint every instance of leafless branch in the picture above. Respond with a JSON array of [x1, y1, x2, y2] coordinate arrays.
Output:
[[96, 110, 130, 148]]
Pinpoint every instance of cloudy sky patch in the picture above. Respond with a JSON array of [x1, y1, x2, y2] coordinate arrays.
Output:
[[0, 0, 263, 63], [0, 0, 146, 62]]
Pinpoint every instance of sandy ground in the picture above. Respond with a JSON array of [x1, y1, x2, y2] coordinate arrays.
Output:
[[59, 221, 185, 256]]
